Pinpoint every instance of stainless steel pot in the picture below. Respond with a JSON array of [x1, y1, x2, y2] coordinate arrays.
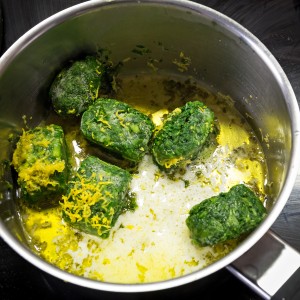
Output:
[[0, 0, 299, 298]]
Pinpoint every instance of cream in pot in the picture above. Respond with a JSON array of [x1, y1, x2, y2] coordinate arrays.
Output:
[[18, 73, 267, 283]]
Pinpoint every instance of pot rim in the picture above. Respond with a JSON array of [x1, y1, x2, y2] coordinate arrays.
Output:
[[0, 0, 299, 293]]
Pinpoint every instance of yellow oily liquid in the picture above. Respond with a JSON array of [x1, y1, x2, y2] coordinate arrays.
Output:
[[19, 74, 267, 283]]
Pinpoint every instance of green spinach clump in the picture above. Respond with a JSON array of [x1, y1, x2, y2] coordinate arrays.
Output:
[[186, 184, 267, 246], [151, 101, 215, 170], [50, 55, 118, 117]]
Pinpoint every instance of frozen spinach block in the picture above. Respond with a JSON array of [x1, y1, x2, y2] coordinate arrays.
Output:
[[12, 124, 69, 207], [50, 56, 104, 117], [80, 98, 154, 162], [151, 101, 215, 170], [61, 156, 132, 238], [186, 184, 267, 246]]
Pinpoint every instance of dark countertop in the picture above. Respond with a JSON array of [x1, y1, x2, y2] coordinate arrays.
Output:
[[0, 1, 299, 299]]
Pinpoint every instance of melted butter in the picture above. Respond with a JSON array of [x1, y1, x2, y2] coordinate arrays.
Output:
[[19, 74, 267, 283]]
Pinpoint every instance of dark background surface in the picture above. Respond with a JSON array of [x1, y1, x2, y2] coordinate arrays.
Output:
[[0, 0, 300, 299]]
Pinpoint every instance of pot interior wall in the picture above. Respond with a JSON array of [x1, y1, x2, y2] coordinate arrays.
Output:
[[0, 2, 291, 254]]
